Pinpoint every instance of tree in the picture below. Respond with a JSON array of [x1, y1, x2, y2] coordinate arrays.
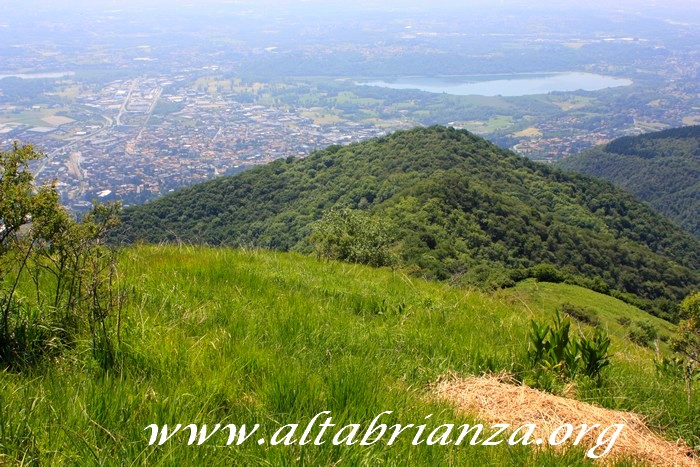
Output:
[[0, 143, 123, 368], [0, 143, 45, 251], [672, 292, 700, 365], [309, 208, 396, 268], [668, 291, 700, 409]]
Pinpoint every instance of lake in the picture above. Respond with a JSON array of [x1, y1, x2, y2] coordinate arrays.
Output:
[[356, 72, 632, 97], [0, 71, 75, 80]]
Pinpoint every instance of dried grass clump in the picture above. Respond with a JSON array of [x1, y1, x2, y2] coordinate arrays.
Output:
[[433, 374, 697, 466]]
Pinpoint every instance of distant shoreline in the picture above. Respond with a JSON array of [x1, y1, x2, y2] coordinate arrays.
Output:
[[0, 71, 75, 80], [355, 72, 633, 97]]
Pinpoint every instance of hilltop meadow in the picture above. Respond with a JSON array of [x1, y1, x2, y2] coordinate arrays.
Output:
[[0, 245, 698, 465]]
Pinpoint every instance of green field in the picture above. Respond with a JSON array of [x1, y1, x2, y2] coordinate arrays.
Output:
[[300, 109, 344, 125], [0, 108, 63, 127], [548, 95, 596, 111], [460, 115, 514, 133], [0, 245, 696, 465]]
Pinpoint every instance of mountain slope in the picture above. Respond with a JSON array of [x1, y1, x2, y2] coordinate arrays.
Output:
[[115, 126, 700, 319], [557, 126, 700, 238], [1, 245, 695, 464]]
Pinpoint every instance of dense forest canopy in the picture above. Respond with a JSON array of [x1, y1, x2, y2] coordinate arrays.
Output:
[[114, 126, 700, 321], [557, 125, 700, 238]]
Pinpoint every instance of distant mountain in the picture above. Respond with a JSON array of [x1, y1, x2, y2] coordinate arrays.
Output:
[[557, 126, 700, 238], [114, 127, 700, 320]]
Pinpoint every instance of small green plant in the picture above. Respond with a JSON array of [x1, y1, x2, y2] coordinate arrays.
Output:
[[527, 311, 611, 387], [528, 312, 579, 379], [577, 329, 611, 381]]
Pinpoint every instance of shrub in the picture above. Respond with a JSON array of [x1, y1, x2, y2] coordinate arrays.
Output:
[[667, 291, 700, 410], [559, 302, 601, 327], [460, 263, 519, 291], [309, 208, 396, 268], [617, 316, 631, 327], [627, 321, 658, 348], [0, 144, 124, 369], [671, 291, 700, 365], [566, 275, 610, 295], [654, 355, 700, 410], [529, 263, 566, 283]]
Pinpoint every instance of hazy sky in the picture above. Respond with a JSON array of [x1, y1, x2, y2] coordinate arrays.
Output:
[[5, 0, 700, 25], [10, 0, 700, 9]]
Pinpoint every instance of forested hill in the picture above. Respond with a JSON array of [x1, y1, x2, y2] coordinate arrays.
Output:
[[557, 125, 700, 238], [114, 126, 700, 320]]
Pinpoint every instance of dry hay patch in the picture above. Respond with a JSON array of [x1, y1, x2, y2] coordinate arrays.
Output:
[[434, 374, 697, 466]]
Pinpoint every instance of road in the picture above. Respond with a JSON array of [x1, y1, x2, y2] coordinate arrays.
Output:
[[135, 86, 162, 141], [34, 115, 113, 178], [34, 80, 162, 178], [115, 80, 136, 126]]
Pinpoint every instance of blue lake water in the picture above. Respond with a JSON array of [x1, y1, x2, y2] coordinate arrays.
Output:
[[357, 72, 633, 97], [0, 72, 75, 80]]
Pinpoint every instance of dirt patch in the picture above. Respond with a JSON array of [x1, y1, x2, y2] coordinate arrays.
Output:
[[434, 374, 697, 466]]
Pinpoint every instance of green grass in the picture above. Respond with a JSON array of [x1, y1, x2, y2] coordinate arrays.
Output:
[[461, 115, 514, 133], [498, 281, 698, 441], [503, 280, 676, 343], [0, 245, 696, 465], [333, 91, 384, 106], [547, 96, 596, 111], [0, 108, 63, 127]]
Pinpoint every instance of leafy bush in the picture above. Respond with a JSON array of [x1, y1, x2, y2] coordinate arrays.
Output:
[[655, 355, 700, 410], [617, 316, 631, 327], [309, 208, 396, 268], [0, 144, 124, 369], [627, 321, 658, 348], [672, 291, 700, 365], [668, 291, 700, 410], [528, 313, 580, 378], [460, 263, 520, 291], [565, 275, 611, 295], [529, 264, 566, 283], [559, 302, 601, 327]]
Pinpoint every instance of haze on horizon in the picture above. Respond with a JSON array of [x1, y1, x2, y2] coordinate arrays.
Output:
[[10, 0, 700, 11]]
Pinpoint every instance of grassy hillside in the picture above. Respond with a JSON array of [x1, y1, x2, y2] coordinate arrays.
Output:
[[114, 126, 700, 320], [504, 280, 676, 342], [557, 126, 700, 238], [0, 245, 697, 465]]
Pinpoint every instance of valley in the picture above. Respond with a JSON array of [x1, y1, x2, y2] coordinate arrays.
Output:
[[1, 2, 699, 465], [2, 1, 700, 212]]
